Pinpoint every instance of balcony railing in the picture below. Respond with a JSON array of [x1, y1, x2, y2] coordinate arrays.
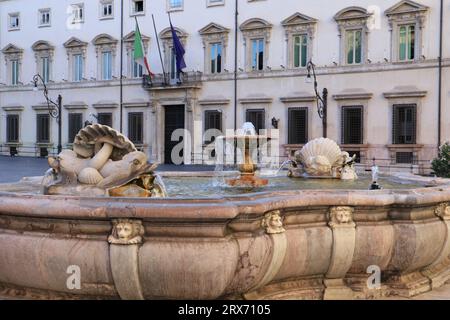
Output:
[[142, 72, 202, 89]]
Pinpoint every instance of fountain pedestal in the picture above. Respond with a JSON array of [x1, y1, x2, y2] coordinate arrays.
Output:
[[225, 136, 268, 188]]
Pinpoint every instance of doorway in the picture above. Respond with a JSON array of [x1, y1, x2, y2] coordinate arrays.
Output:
[[164, 105, 185, 164]]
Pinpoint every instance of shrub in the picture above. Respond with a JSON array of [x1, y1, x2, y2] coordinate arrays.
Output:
[[432, 142, 450, 178]]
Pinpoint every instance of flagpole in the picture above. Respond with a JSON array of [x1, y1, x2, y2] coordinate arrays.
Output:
[[152, 14, 167, 85], [119, 0, 124, 132]]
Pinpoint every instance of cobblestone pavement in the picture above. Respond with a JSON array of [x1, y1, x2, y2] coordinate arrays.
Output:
[[0, 156, 215, 183]]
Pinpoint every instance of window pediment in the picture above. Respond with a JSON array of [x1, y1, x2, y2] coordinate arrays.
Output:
[[124, 31, 150, 43], [281, 12, 317, 27], [334, 7, 372, 22], [385, 0, 428, 17], [385, 0, 428, 27], [32, 40, 54, 52], [240, 18, 272, 32], [2, 44, 23, 55], [199, 22, 229, 50], [159, 27, 188, 40], [199, 22, 229, 36], [92, 34, 118, 46], [64, 37, 88, 49]]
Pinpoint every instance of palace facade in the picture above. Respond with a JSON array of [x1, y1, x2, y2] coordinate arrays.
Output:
[[0, 0, 448, 172]]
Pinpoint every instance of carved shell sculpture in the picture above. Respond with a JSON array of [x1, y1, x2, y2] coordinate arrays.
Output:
[[294, 138, 343, 176], [73, 124, 136, 160], [47, 124, 148, 187]]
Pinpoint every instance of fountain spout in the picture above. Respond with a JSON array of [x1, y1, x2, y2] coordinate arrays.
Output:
[[369, 165, 382, 190], [224, 123, 269, 188]]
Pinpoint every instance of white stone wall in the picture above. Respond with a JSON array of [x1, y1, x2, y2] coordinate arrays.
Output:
[[0, 0, 447, 171]]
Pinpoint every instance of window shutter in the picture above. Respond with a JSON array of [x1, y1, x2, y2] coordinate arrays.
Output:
[[68, 113, 82, 143], [246, 109, 265, 133], [128, 112, 143, 144], [392, 106, 398, 144], [97, 113, 113, 127], [37, 114, 50, 143], [7, 114, 19, 143], [342, 106, 363, 144], [393, 104, 416, 144], [204, 110, 222, 143], [288, 108, 307, 144]]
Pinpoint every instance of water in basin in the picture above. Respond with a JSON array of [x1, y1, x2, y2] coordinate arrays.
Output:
[[162, 173, 426, 198], [0, 172, 430, 198]]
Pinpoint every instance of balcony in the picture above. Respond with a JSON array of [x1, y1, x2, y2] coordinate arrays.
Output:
[[142, 72, 202, 90]]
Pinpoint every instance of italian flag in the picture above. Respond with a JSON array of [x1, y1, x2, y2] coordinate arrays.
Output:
[[134, 20, 154, 77]]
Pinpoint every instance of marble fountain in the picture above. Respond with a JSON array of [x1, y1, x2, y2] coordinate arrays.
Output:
[[0, 124, 450, 300]]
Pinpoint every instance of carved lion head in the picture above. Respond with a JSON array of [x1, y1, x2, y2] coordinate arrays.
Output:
[[108, 219, 144, 245]]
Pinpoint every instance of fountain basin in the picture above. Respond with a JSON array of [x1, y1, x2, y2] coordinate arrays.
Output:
[[0, 173, 450, 300]]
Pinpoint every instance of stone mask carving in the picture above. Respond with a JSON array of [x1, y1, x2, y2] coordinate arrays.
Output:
[[108, 219, 144, 245], [261, 210, 285, 234], [328, 206, 355, 228]]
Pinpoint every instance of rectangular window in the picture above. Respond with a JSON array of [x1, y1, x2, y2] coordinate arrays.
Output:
[[132, 0, 145, 14], [399, 25, 415, 61], [169, 0, 183, 9], [11, 60, 19, 85], [293, 35, 307, 68], [73, 54, 83, 82], [246, 109, 265, 133], [39, 9, 51, 26], [204, 110, 222, 143], [131, 50, 143, 78], [251, 38, 265, 71], [101, 1, 113, 18], [71, 4, 84, 23], [6, 114, 19, 143], [97, 113, 113, 127], [210, 43, 222, 74], [342, 106, 363, 144], [128, 112, 144, 144], [208, 0, 224, 6], [288, 108, 308, 144], [393, 104, 417, 144], [169, 47, 178, 82], [9, 13, 20, 30], [102, 51, 112, 80], [396, 152, 414, 164], [36, 114, 50, 143], [68, 113, 83, 143], [41, 57, 50, 83], [346, 30, 362, 64]]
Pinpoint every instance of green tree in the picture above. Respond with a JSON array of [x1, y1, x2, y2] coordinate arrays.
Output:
[[432, 142, 450, 178]]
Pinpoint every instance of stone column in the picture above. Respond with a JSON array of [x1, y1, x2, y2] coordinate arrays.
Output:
[[108, 219, 145, 300], [422, 203, 450, 288], [243, 210, 287, 299], [324, 206, 356, 300]]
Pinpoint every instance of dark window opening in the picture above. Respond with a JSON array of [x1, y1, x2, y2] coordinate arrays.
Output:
[[36, 114, 50, 143], [288, 108, 308, 144], [128, 112, 143, 144], [342, 106, 363, 144], [396, 152, 414, 164], [6, 114, 19, 143], [134, 0, 144, 12], [97, 113, 113, 127], [246, 109, 265, 134], [393, 104, 416, 144], [68, 113, 83, 143], [204, 110, 222, 143]]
